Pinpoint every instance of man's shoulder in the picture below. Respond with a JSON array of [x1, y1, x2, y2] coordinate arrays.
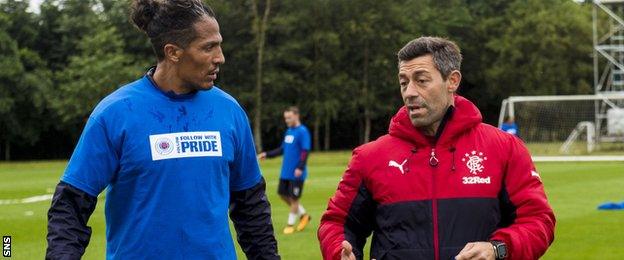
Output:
[[202, 86, 249, 120], [90, 77, 146, 120], [298, 124, 311, 134], [477, 123, 516, 138], [471, 122, 522, 151], [206, 86, 243, 108], [352, 134, 402, 158]]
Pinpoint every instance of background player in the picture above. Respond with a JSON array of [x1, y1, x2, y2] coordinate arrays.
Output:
[[258, 106, 312, 234], [500, 116, 519, 137]]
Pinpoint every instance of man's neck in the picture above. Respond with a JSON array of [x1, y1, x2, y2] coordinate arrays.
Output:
[[417, 105, 455, 140], [420, 121, 442, 137], [153, 64, 192, 95]]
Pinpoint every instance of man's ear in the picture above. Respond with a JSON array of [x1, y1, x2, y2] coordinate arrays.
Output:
[[447, 70, 462, 93], [163, 43, 183, 63]]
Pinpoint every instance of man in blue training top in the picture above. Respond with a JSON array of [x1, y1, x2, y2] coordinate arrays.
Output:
[[258, 106, 312, 234], [45, 1, 279, 259], [500, 116, 520, 137]]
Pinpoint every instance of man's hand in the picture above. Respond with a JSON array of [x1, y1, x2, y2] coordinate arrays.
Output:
[[294, 168, 303, 178], [455, 242, 495, 260], [341, 240, 356, 260], [257, 152, 267, 160]]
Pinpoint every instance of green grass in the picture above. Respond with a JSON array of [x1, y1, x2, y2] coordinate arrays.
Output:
[[0, 152, 623, 259], [525, 142, 624, 156]]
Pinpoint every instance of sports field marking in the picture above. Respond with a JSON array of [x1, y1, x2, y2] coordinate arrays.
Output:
[[0, 194, 53, 205]]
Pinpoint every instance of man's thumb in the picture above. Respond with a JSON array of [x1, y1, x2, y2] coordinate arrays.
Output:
[[341, 240, 352, 254]]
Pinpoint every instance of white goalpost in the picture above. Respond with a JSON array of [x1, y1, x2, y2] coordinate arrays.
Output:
[[496, 0, 624, 162], [498, 93, 624, 162]]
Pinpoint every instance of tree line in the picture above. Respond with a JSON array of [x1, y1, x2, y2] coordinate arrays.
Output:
[[0, 0, 594, 160]]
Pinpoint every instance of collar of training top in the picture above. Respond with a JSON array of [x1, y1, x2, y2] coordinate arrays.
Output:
[[145, 66, 200, 100], [388, 95, 483, 147]]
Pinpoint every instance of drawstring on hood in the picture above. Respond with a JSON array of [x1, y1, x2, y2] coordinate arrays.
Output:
[[404, 148, 418, 173], [449, 146, 457, 171]]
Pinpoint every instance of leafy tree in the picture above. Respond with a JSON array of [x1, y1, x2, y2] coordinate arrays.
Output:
[[100, 0, 153, 66], [51, 26, 141, 127], [249, 0, 273, 151], [0, 0, 598, 159], [485, 0, 593, 97], [0, 7, 52, 160], [0, 12, 24, 160]]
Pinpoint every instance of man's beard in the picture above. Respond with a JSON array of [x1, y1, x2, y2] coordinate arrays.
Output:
[[183, 80, 213, 92], [408, 103, 448, 127]]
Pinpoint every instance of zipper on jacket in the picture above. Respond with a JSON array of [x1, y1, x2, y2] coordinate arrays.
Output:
[[427, 106, 453, 260], [429, 148, 439, 167], [430, 146, 440, 260]]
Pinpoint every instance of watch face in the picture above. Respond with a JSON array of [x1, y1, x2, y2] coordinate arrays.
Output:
[[498, 245, 507, 258]]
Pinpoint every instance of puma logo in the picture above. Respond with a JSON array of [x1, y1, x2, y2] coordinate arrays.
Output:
[[388, 159, 408, 174]]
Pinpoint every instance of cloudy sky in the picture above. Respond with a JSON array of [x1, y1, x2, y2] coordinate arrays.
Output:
[[27, 0, 44, 13]]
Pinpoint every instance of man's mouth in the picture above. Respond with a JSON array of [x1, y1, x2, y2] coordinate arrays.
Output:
[[407, 104, 426, 116], [207, 69, 219, 81]]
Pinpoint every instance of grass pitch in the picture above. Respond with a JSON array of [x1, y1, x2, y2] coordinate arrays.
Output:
[[0, 152, 623, 259]]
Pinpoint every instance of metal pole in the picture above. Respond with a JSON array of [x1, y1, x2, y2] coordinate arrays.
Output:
[[498, 99, 508, 127], [593, 2, 601, 143]]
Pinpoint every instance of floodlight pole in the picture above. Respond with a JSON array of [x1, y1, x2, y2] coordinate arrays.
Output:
[[593, 0, 624, 143]]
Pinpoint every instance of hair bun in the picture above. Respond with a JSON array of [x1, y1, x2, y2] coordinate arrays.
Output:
[[131, 0, 160, 34]]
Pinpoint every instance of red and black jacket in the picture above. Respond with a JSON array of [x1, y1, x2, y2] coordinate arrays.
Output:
[[318, 95, 555, 260]]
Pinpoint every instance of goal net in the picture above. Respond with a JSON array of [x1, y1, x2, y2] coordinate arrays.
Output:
[[499, 94, 624, 161]]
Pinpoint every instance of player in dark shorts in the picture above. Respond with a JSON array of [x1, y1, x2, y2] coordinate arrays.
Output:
[[258, 106, 312, 234]]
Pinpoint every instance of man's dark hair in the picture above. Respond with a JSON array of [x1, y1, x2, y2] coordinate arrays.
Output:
[[285, 106, 300, 115], [397, 36, 462, 80], [131, 0, 215, 61], [504, 116, 514, 123]]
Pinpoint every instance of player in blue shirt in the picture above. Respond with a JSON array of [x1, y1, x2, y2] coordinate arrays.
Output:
[[46, 1, 279, 259], [258, 106, 312, 234], [500, 116, 520, 137]]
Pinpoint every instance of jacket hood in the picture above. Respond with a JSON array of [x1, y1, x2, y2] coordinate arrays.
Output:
[[388, 95, 482, 146]]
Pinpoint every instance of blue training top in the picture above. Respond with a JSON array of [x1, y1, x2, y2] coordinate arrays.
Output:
[[279, 125, 311, 181], [501, 122, 519, 136], [61, 75, 262, 259]]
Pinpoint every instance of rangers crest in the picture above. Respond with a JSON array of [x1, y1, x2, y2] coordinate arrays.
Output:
[[462, 150, 487, 175]]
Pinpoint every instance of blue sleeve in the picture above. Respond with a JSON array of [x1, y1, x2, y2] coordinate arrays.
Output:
[[60, 117, 120, 197], [229, 109, 263, 191], [300, 127, 311, 151]]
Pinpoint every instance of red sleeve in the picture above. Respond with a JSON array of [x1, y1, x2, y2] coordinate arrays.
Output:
[[490, 136, 556, 259], [318, 148, 371, 260], [296, 150, 309, 170]]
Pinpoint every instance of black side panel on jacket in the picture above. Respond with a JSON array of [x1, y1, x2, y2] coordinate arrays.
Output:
[[371, 200, 434, 260], [344, 183, 377, 259], [497, 184, 517, 228], [437, 198, 500, 260]]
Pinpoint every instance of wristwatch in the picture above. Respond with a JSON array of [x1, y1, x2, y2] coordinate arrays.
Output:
[[490, 240, 507, 259]]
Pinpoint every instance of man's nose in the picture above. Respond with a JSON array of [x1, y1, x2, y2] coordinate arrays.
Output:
[[214, 46, 225, 65], [403, 83, 420, 98]]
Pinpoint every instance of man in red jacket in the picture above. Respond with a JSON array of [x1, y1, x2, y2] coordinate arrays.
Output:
[[318, 37, 555, 260]]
